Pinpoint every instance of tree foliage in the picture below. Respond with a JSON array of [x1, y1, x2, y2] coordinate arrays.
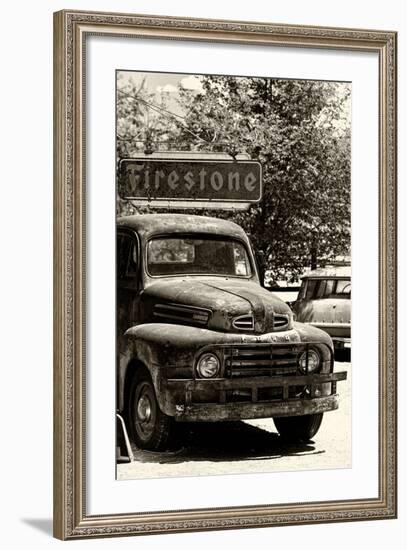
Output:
[[117, 74, 351, 282]]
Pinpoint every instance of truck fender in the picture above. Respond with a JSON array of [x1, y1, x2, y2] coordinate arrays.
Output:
[[119, 323, 201, 413]]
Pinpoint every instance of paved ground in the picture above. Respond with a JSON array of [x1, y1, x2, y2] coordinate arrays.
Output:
[[117, 357, 351, 481]]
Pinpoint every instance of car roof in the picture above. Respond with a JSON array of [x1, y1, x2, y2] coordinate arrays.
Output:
[[301, 265, 351, 279], [117, 213, 248, 240]]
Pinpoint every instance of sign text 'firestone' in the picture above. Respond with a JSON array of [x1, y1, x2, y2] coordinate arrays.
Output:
[[119, 159, 262, 202]]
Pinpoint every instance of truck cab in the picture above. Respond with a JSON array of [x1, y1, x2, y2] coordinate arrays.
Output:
[[117, 214, 347, 451]]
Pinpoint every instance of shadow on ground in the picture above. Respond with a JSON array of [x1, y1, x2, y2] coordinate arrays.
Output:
[[130, 420, 323, 465], [21, 518, 53, 536], [335, 348, 351, 362]]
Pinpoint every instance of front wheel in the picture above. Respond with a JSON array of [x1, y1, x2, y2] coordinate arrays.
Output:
[[273, 413, 323, 442], [128, 369, 173, 451]]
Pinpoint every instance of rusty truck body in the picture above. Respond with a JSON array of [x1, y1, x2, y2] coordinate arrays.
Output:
[[117, 213, 347, 451]]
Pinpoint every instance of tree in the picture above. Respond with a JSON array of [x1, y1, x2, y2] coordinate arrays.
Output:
[[116, 74, 351, 283], [172, 77, 351, 282], [116, 74, 181, 216]]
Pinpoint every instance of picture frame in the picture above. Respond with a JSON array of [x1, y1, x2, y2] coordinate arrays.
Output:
[[53, 9, 397, 540]]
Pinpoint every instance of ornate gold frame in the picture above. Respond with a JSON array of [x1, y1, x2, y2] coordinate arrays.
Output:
[[53, 9, 397, 540]]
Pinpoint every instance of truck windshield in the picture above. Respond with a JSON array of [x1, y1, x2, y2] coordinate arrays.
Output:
[[147, 237, 252, 277]]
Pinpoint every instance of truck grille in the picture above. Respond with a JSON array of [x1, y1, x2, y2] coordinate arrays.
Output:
[[232, 314, 254, 331], [274, 314, 289, 330], [232, 313, 289, 331], [153, 303, 210, 326], [223, 344, 299, 378]]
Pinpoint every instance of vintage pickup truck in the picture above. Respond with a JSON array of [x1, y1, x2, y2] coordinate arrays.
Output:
[[117, 214, 347, 451]]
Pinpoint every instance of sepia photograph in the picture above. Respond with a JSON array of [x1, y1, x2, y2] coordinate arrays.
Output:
[[115, 70, 351, 481], [51, 8, 397, 539]]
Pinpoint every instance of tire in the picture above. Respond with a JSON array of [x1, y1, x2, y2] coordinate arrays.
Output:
[[273, 413, 323, 442], [128, 368, 173, 451]]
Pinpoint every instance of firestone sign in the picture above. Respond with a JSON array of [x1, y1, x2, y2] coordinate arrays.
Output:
[[118, 158, 262, 203]]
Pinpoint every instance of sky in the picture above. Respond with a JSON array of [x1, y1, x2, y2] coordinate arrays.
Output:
[[117, 71, 204, 117], [117, 71, 204, 94], [116, 70, 350, 133]]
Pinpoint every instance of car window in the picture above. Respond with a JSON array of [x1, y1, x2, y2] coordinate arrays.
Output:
[[304, 278, 351, 299], [336, 279, 351, 295], [147, 237, 251, 277], [117, 233, 138, 280], [127, 240, 138, 276], [316, 279, 335, 299], [148, 239, 195, 265], [304, 279, 317, 300]]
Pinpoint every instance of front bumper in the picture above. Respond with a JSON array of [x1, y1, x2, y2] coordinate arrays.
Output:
[[159, 371, 347, 422]]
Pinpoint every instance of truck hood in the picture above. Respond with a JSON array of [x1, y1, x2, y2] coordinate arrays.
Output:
[[141, 277, 292, 334]]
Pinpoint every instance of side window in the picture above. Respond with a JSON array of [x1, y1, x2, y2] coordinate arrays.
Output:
[[315, 280, 326, 299], [117, 233, 138, 281], [305, 279, 317, 299], [335, 279, 351, 296], [127, 239, 138, 276], [298, 281, 307, 300], [117, 234, 129, 280], [315, 279, 335, 299]]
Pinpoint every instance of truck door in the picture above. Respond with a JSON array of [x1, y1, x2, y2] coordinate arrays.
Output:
[[117, 230, 140, 360]]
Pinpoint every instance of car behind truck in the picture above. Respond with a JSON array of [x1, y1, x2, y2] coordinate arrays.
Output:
[[117, 213, 347, 451], [291, 265, 351, 351]]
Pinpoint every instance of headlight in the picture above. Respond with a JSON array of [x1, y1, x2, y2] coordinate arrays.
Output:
[[298, 348, 321, 374], [196, 353, 220, 378]]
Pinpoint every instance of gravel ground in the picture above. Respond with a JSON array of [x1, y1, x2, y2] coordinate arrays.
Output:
[[117, 359, 351, 481]]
